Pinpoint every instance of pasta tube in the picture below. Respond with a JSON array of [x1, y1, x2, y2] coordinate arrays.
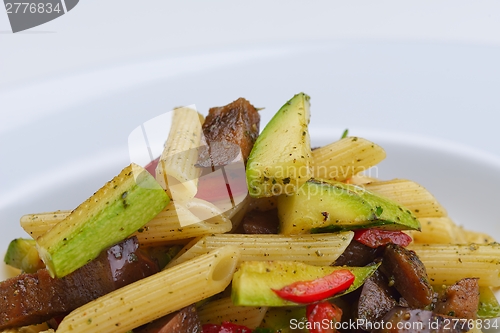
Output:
[[138, 199, 232, 246], [166, 232, 353, 268], [155, 107, 205, 202], [0, 323, 51, 333], [364, 179, 447, 218], [408, 217, 467, 244], [312, 137, 386, 182], [225, 196, 251, 232], [20, 211, 69, 240], [464, 230, 496, 244], [57, 246, 240, 333], [408, 244, 500, 286], [21, 199, 232, 246]]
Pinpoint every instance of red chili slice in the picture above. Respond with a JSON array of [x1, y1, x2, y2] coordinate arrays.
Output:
[[306, 301, 342, 333], [353, 229, 412, 248], [272, 269, 355, 304], [144, 156, 248, 203], [144, 157, 159, 176]]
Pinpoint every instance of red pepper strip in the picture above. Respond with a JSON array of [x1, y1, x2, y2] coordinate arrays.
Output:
[[145, 156, 248, 202], [202, 322, 253, 333], [306, 301, 342, 333], [195, 168, 248, 202], [353, 229, 412, 248], [144, 157, 159, 176], [272, 269, 355, 304]]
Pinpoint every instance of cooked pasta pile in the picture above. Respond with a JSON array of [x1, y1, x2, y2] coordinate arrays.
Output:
[[2, 95, 498, 333]]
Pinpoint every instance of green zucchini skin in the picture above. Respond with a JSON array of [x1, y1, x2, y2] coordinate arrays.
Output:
[[4, 238, 44, 273], [478, 286, 500, 318], [246, 93, 312, 198], [232, 260, 379, 307], [278, 179, 421, 235], [36, 163, 170, 278]]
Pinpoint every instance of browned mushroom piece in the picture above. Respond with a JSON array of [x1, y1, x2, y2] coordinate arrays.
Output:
[[354, 270, 398, 330], [0, 237, 158, 329], [197, 98, 260, 168], [434, 278, 480, 320], [133, 305, 202, 333], [333, 240, 382, 267], [380, 244, 434, 308], [237, 209, 280, 235]]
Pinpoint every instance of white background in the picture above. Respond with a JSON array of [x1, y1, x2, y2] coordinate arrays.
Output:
[[1, 1, 500, 88], [2, 1, 500, 152]]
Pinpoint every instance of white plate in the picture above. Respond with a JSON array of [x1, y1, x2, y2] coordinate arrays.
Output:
[[1, 41, 500, 329]]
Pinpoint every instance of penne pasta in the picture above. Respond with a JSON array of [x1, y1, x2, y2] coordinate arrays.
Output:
[[57, 246, 240, 333], [364, 179, 447, 218], [408, 244, 500, 286], [226, 196, 251, 232], [4, 94, 500, 332], [408, 217, 467, 244], [198, 297, 267, 329], [21, 199, 232, 246], [155, 107, 205, 203], [464, 230, 496, 244], [346, 174, 378, 186], [138, 199, 232, 246], [166, 232, 353, 268], [0, 323, 51, 333], [312, 137, 386, 182], [20, 211, 69, 240]]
